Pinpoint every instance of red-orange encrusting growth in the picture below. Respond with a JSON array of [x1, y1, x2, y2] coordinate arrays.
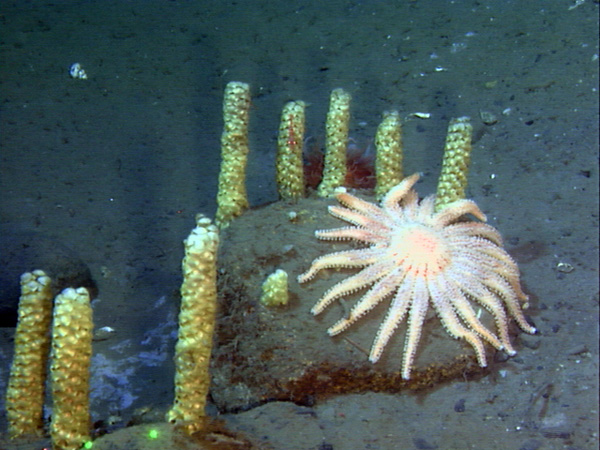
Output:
[[304, 140, 375, 190]]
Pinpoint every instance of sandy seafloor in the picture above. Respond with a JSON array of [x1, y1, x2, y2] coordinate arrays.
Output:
[[0, 1, 598, 449]]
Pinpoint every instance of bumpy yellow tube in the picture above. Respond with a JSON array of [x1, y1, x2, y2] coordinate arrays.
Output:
[[50, 287, 93, 450], [374, 110, 404, 200], [276, 100, 306, 200], [435, 116, 473, 211], [5, 270, 53, 438], [318, 88, 351, 197], [216, 81, 251, 228], [167, 214, 219, 433]]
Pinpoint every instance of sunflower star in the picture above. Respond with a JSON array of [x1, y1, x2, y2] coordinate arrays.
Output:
[[298, 173, 536, 380]]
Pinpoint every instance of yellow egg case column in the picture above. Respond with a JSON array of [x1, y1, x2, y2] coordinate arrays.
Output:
[[50, 287, 93, 450], [215, 81, 251, 228], [374, 110, 404, 200], [5, 270, 54, 438], [435, 116, 473, 211], [168, 214, 219, 433], [318, 88, 352, 197], [276, 100, 306, 200]]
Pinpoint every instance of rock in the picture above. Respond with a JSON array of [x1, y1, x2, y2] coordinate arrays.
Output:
[[210, 197, 487, 412], [91, 421, 256, 450]]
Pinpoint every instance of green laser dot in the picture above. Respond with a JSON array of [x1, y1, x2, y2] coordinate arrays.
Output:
[[148, 429, 159, 439], [83, 441, 93, 449]]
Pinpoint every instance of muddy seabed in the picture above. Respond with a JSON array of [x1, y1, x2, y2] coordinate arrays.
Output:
[[1, 1, 598, 449]]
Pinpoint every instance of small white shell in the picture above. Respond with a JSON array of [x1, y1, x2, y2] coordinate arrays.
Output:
[[410, 112, 431, 119], [69, 63, 88, 80], [93, 326, 116, 341], [556, 262, 574, 273], [479, 110, 498, 125]]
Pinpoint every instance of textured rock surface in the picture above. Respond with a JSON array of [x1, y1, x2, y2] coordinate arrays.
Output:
[[211, 197, 491, 412]]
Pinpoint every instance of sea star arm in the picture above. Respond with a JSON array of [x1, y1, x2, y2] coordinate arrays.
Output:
[[316, 226, 385, 244], [443, 222, 503, 246], [367, 273, 415, 364], [456, 240, 529, 302], [327, 269, 405, 335], [297, 248, 379, 283], [428, 276, 488, 369], [382, 173, 420, 213], [336, 192, 388, 222], [311, 263, 389, 315], [485, 248, 528, 301], [448, 270, 516, 352], [329, 205, 392, 231], [398, 276, 430, 380], [451, 239, 522, 279], [482, 272, 536, 334], [442, 274, 503, 350], [434, 199, 487, 225], [453, 244, 521, 284]]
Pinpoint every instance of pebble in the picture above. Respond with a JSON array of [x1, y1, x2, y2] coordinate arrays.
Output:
[[493, 349, 511, 363], [480, 110, 498, 125], [540, 413, 573, 439], [520, 335, 541, 349], [565, 344, 588, 355], [454, 398, 466, 412], [413, 437, 438, 449], [519, 439, 542, 450]]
